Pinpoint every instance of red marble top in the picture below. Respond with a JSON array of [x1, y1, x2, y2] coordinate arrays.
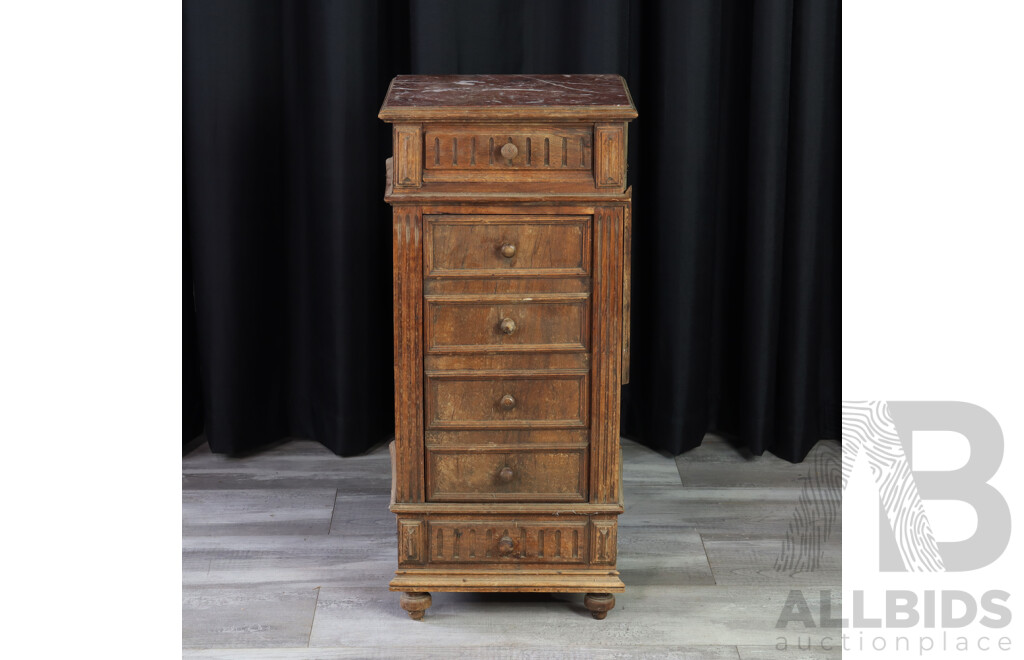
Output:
[[379, 74, 636, 121]]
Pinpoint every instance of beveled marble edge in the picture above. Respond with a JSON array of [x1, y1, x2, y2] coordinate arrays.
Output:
[[379, 105, 637, 121]]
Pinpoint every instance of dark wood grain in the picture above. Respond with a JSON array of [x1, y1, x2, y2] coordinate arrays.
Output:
[[424, 214, 590, 278], [392, 209, 424, 503], [424, 370, 588, 429], [382, 74, 635, 618], [589, 207, 625, 505], [425, 294, 589, 354], [424, 125, 592, 171]]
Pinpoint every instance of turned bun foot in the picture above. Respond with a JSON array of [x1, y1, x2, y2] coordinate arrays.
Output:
[[584, 592, 615, 620], [400, 591, 432, 620]]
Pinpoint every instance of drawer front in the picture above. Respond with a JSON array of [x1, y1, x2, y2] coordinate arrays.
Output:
[[424, 518, 589, 563], [425, 371, 588, 429], [426, 448, 587, 502], [425, 294, 588, 353], [424, 125, 592, 174], [425, 215, 590, 278], [389, 123, 627, 192]]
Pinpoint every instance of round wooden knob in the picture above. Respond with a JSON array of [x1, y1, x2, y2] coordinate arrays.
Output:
[[499, 318, 517, 335], [500, 243, 516, 258], [500, 394, 516, 410], [500, 142, 518, 160], [498, 535, 515, 556], [498, 466, 514, 482]]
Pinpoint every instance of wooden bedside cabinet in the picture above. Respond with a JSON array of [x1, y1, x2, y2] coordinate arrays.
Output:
[[379, 75, 636, 620]]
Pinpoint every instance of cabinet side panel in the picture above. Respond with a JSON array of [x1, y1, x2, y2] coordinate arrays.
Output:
[[589, 207, 624, 504], [393, 208, 425, 502]]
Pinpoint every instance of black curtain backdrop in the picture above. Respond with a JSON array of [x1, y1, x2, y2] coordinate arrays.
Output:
[[184, 0, 840, 462]]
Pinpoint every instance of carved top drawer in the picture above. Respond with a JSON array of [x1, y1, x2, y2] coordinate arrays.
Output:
[[379, 75, 635, 195], [425, 125, 592, 174], [389, 122, 626, 193]]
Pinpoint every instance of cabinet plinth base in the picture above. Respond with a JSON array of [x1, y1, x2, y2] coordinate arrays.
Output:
[[390, 569, 624, 593], [392, 573, 622, 620]]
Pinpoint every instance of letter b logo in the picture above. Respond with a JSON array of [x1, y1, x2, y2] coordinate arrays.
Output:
[[843, 401, 1010, 572]]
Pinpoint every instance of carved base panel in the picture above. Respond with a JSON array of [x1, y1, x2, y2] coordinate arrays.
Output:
[[391, 512, 623, 598], [394, 513, 619, 568]]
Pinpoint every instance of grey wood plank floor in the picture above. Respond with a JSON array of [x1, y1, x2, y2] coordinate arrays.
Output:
[[183, 436, 841, 658]]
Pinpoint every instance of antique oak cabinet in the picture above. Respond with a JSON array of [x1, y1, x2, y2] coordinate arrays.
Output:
[[379, 75, 636, 620]]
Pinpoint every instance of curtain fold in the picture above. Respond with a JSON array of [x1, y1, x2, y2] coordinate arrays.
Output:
[[184, 0, 840, 462]]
